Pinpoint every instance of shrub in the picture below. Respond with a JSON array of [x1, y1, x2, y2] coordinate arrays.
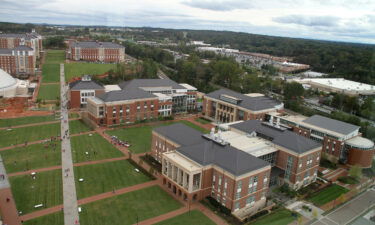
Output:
[[248, 210, 269, 221], [320, 158, 337, 169], [338, 176, 359, 184]]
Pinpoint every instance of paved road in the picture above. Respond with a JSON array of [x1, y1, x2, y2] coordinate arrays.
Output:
[[60, 64, 80, 225], [311, 189, 375, 225]]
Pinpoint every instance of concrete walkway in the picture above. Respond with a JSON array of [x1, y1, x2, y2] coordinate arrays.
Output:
[[60, 63, 80, 225], [311, 189, 375, 225], [0, 155, 22, 225]]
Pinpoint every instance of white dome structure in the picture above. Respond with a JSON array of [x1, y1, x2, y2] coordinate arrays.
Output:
[[0, 69, 29, 98]]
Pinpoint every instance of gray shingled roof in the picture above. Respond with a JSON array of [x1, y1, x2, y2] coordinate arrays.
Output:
[[96, 88, 156, 102], [302, 115, 359, 136], [119, 79, 186, 90], [155, 123, 269, 176], [69, 80, 104, 90], [71, 41, 124, 49], [206, 89, 282, 111], [231, 120, 321, 154], [0, 46, 34, 55]]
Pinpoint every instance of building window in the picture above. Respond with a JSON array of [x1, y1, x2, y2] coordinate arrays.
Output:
[[246, 196, 255, 206]]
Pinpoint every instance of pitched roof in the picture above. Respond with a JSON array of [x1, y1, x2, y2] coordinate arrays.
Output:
[[71, 41, 124, 49], [69, 80, 104, 90], [154, 123, 270, 176], [119, 79, 186, 90], [231, 120, 321, 154], [0, 45, 34, 55], [206, 89, 282, 111], [302, 115, 359, 136], [96, 88, 156, 102]]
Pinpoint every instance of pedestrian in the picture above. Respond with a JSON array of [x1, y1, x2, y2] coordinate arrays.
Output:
[[6, 198, 10, 202]]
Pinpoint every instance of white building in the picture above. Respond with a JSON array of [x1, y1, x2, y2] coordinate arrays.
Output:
[[0, 68, 29, 98]]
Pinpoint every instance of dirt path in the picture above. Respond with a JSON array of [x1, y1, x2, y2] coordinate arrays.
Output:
[[0, 188, 23, 225]]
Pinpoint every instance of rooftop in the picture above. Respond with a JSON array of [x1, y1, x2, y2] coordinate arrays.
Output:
[[69, 79, 104, 90], [71, 41, 124, 49], [119, 79, 186, 90], [96, 88, 156, 102], [295, 78, 375, 93], [302, 115, 359, 136], [154, 123, 270, 176], [206, 89, 283, 112]]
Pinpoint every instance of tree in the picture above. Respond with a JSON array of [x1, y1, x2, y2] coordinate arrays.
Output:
[[349, 165, 362, 179], [284, 82, 304, 100], [43, 36, 66, 49]]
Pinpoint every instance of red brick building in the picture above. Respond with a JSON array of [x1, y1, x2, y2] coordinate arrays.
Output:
[[151, 119, 321, 219], [0, 30, 43, 58], [203, 89, 283, 123], [67, 41, 125, 63], [68, 75, 105, 108], [0, 46, 36, 76], [85, 79, 197, 126], [274, 113, 375, 168]]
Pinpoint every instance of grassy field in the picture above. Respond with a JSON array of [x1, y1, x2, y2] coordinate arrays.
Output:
[[65, 63, 116, 81], [307, 184, 349, 206], [44, 50, 65, 64], [180, 120, 209, 133], [0, 120, 89, 148], [42, 50, 65, 83], [0, 114, 56, 127], [250, 208, 296, 225], [71, 133, 123, 163], [24, 211, 64, 225], [38, 84, 60, 101], [0, 142, 60, 173], [106, 121, 207, 153], [69, 120, 91, 134], [155, 210, 215, 225], [74, 160, 151, 199], [42, 64, 60, 83], [9, 169, 62, 214], [79, 185, 181, 225]]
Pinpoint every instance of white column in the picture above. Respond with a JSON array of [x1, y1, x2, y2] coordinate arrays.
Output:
[[188, 173, 194, 192], [183, 172, 187, 189]]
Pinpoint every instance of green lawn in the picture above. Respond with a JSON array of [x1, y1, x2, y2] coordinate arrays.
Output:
[[38, 84, 60, 100], [79, 185, 181, 225], [195, 117, 212, 125], [9, 169, 62, 214], [180, 120, 209, 133], [106, 121, 207, 154], [249, 208, 296, 225], [155, 210, 215, 225], [71, 133, 123, 163], [42, 50, 65, 83], [23, 211, 64, 225], [0, 120, 89, 148], [0, 123, 60, 148], [0, 142, 60, 173], [0, 114, 56, 127], [42, 64, 60, 83], [69, 120, 91, 134], [74, 160, 151, 199], [44, 50, 65, 64], [65, 63, 117, 81], [307, 184, 349, 206]]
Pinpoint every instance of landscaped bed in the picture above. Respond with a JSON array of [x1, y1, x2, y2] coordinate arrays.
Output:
[[249, 208, 296, 225], [155, 210, 216, 225], [79, 185, 182, 225], [307, 184, 349, 206], [9, 169, 62, 214], [71, 133, 123, 163], [195, 117, 212, 125], [74, 160, 151, 199]]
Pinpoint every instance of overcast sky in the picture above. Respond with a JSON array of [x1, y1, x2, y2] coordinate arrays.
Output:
[[1, 0, 375, 44]]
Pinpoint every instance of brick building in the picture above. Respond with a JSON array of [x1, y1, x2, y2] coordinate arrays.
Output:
[[68, 75, 105, 108], [272, 113, 375, 168], [67, 41, 125, 63], [203, 89, 283, 123], [0, 46, 36, 76], [0, 30, 43, 58], [84, 79, 197, 126], [151, 118, 321, 218]]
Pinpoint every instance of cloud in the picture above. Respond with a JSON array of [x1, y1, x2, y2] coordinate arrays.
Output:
[[182, 0, 253, 11], [273, 15, 341, 27]]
